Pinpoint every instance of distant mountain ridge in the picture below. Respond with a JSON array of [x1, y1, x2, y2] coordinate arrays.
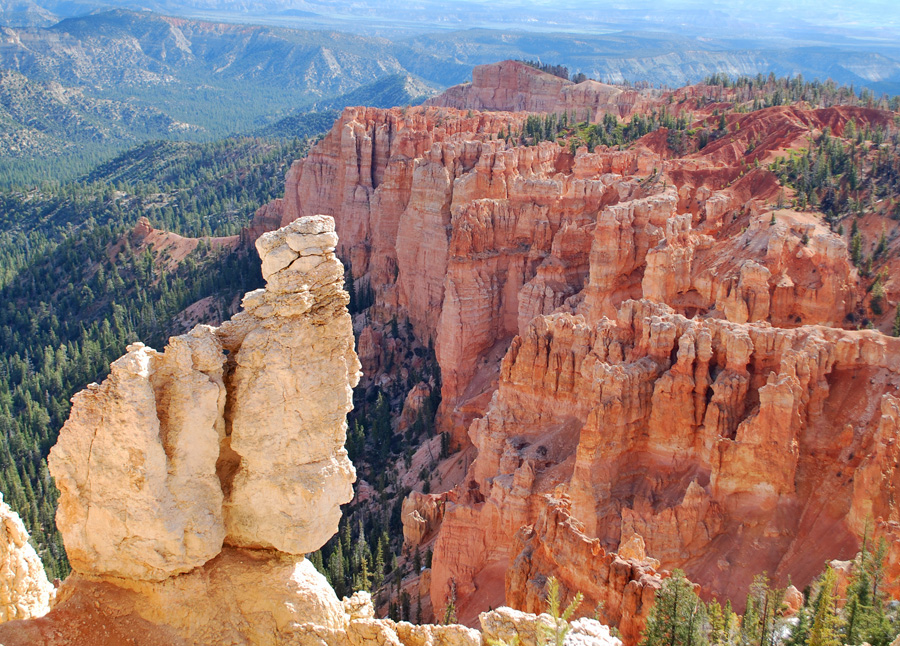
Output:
[[254, 74, 440, 138], [2, 6, 900, 184], [313, 73, 440, 111], [406, 30, 900, 96], [0, 9, 468, 93], [0, 0, 56, 27], [0, 9, 459, 182]]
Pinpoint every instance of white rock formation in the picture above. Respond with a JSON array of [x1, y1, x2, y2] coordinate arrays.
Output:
[[48, 327, 227, 581], [0, 494, 53, 622], [46, 215, 360, 582], [223, 215, 360, 554], [480, 607, 623, 646]]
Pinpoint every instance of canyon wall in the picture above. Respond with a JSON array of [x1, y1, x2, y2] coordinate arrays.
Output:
[[238, 61, 899, 640]]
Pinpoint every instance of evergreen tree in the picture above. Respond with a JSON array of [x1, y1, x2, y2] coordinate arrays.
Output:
[[641, 570, 708, 646], [373, 535, 386, 589], [309, 549, 326, 575], [850, 222, 863, 266], [844, 536, 895, 646], [708, 600, 739, 646], [352, 555, 372, 593], [786, 600, 812, 646], [328, 547, 346, 599], [808, 567, 843, 646], [741, 573, 785, 646]]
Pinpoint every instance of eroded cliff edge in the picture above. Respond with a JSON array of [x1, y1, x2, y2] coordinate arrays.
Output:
[[243, 61, 900, 638]]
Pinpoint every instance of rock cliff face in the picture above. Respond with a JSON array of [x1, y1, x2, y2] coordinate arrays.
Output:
[[259, 90, 866, 453], [0, 495, 54, 623], [426, 60, 650, 121], [432, 296, 900, 622], [240, 61, 900, 642]]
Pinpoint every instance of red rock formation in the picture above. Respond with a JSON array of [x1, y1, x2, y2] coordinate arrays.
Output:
[[507, 497, 661, 646], [432, 297, 900, 628], [427, 60, 650, 121], [402, 490, 449, 548], [245, 65, 900, 641]]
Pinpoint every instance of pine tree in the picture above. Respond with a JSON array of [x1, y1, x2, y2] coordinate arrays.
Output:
[[808, 567, 843, 646], [442, 578, 458, 625], [785, 600, 811, 646], [353, 555, 372, 593], [373, 536, 386, 589], [641, 570, 708, 646], [741, 573, 785, 646], [309, 549, 326, 574], [708, 600, 739, 646], [871, 274, 886, 315], [401, 590, 411, 622], [850, 221, 863, 266], [328, 547, 346, 599], [541, 576, 584, 646], [844, 536, 894, 646]]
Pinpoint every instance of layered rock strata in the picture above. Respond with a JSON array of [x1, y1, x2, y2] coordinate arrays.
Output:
[[257, 99, 863, 450], [432, 297, 900, 628], [426, 60, 651, 121], [240, 67, 898, 640]]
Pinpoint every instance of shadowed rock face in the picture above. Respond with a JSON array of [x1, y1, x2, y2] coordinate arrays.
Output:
[[243, 65, 900, 642]]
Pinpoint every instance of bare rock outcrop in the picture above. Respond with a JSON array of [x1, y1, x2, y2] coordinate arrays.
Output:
[[48, 329, 227, 581], [0, 495, 53, 623], [223, 215, 358, 554], [0, 562, 490, 646], [426, 60, 649, 121], [402, 490, 447, 548], [0, 215, 364, 644], [46, 215, 359, 585], [254, 100, 859, 459], [480, 606, 622, 646]]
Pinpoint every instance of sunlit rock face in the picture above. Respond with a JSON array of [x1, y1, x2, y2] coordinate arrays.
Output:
[[243, 66, 899, 639], [0, 216, 364, 645], [0, 494, 54, 623]]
